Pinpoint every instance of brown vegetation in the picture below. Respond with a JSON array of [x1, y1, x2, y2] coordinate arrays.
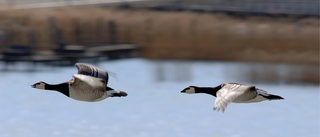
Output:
[[0, 7, 318, 64], [0, 7, 318, 84]]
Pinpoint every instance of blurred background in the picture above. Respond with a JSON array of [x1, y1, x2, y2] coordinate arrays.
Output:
[[0, 0, 319, 137]]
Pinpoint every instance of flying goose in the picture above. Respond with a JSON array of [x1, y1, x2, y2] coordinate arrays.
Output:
[[181, 83, 284, 112], [32, 63, 127, 102]]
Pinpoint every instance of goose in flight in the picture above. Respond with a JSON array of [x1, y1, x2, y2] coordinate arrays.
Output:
[[32, 63, 127, 102], [181, 83, 284, 112]]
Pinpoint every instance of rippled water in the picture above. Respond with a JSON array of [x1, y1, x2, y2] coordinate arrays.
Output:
[[0, 58, 319, 137]]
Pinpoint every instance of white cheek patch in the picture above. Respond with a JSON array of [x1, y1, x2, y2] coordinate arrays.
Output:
[[185, 88, 195, 94], [36, 83, 45, 89], [34, 83, 45, 89]]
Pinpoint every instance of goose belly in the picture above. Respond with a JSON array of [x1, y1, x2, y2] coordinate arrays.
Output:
[[232, 93, 258, 103], [243, 95, 267, 103], [69, 87, 107, 102], [233, 95, 266, 103], [232, 97, 251, 103]]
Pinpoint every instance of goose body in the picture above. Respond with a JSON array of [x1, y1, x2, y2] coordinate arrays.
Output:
[[181, 83, 284, 112], [32, 63, 127, 102]]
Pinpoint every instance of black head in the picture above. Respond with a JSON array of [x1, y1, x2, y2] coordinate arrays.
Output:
[[31, 81, 47, 89], [181, 86, 199, 94]]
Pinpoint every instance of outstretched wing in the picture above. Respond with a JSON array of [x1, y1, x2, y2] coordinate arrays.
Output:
[[214, 83, 255, 112], [75, 63, 109, 84]]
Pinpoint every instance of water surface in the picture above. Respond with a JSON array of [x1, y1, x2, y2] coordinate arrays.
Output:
[[0, 58, 319, 137]]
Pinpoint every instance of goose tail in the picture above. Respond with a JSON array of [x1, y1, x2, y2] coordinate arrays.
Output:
[[257, 89, 284, 100], [114, 91, 128, 97], [265, 94, 284, 100], [106, 89, 128, 97]]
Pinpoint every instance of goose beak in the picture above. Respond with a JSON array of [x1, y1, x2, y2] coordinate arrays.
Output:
[[31, 84, 36, 88]]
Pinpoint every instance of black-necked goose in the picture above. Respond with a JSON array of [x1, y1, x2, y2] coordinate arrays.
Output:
[[32, 63, 127, 102], [181, 83, 284, 112]]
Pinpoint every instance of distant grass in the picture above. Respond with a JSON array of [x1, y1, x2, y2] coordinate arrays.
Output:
[[0, 7, 318, 65], [0, 7, 318, 84]]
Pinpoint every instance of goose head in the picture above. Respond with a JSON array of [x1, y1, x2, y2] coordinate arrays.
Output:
[[181, 86, 198, 94], [31, 81, 47, 89]]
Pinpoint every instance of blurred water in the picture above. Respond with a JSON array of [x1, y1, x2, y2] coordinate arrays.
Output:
[[0, 58, 319, 137]]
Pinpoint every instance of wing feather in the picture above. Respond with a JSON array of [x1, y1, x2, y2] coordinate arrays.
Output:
[[72, 74, 106, 91], [214, 83, 256, 112], [75, 63, 109, 84]]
